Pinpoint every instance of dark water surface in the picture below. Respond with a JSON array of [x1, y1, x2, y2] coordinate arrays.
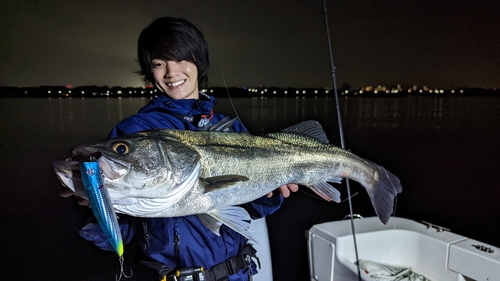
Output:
[[1, 96, 499, 280]]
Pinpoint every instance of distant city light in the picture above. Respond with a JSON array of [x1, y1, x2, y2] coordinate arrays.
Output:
[[9, 83, 496, 98]]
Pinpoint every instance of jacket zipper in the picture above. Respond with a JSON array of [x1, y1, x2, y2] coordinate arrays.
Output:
[[142, 219, 151, 253], [174, 234, 181, 267]]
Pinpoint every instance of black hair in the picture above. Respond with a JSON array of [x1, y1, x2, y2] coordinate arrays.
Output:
[[137, 17, 209, 86]]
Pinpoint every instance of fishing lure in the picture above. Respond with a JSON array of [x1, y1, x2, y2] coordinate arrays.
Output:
[[79, 159, 124, 257], [80, 158, 132, 279]]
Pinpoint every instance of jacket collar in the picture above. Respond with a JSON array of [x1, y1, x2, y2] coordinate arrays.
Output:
[[139, 92, 216, 116]]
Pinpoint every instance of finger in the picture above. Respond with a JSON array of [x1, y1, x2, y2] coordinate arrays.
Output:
[[280, 185, 291, 198], [289, 184, 299, 192], [59, 189, 75, 198], [77, 198, 90, 207], [266, 192, 273, 198]]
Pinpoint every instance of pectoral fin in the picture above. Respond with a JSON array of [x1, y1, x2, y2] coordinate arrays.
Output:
[[201, 175, 249, 193], [197, 214, 223, 235], [199, 206, 258, 243]]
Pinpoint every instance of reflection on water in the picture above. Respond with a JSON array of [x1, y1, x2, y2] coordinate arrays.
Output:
[[2, 95, 474, 162], [45, 97, 151, 140], [2, 96, 490, 144], [2, 96, 496, 145], [214, 96, 498, 134]]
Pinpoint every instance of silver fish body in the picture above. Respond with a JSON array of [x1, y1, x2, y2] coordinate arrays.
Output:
[[55, 121, 402, 240]]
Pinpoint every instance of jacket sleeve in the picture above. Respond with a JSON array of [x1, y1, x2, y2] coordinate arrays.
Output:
[[108, 117, 151, 138], [242, 193, 284, 219], [108, 113, 179, 138]]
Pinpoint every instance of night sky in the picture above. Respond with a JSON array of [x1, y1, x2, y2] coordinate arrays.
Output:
[[1, 0, 499, 89]]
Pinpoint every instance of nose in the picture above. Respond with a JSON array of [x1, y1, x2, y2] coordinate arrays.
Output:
[[165, 61, 179, 78]]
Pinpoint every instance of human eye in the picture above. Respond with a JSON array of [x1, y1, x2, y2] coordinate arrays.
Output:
[[151, 60, 165, 68]]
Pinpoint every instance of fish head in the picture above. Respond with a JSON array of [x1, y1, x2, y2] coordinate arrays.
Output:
[[71, 131, 201, 199]]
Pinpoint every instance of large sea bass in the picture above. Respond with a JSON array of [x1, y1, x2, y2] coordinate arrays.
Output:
[[54, 120, 402, 241]]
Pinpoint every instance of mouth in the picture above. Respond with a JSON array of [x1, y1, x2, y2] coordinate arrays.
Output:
[[167, 79, 186, 87], [71, 147, 98, 161], [71, 146, 129, 180], [71, 148, 102, 162]]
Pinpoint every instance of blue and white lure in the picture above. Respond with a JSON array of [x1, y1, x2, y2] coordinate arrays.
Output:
[[79, 156, 131, 280], [79, 160, 124, 256]]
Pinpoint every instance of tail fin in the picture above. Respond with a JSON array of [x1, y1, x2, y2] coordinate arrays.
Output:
[[365, 165, 403, 224]]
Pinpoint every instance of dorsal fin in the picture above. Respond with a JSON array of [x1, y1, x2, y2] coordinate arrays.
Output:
[[277, 120, 329, 143]]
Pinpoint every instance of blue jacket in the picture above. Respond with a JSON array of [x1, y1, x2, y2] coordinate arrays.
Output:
[[81, 93, 283, 280]]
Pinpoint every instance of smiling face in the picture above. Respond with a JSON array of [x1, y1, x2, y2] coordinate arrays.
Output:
[[152, 59, 199, 100]]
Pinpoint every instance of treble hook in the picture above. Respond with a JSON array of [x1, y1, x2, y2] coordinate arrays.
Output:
[[116, 256, 133, 281]]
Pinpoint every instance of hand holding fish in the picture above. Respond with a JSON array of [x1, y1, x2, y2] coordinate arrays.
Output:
[[60, 188, 90, 207], [55, 158, 91, 206], [267, 184, 299, 198]]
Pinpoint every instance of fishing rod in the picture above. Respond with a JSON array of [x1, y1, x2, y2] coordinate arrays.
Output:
[[220, 1, 362, 279], [322, 0, 362, 280]]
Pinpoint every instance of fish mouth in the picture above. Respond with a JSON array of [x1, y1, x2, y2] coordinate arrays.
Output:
[[71, 147, 129, 180], [52, 158, 87, 198]]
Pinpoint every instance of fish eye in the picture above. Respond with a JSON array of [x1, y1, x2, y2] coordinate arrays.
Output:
[[112, 142, 130, 155]]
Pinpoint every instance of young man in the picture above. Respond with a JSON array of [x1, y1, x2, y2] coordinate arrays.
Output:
[[80, 17, 298, 281]]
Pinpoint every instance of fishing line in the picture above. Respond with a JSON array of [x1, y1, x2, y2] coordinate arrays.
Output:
[[299, 187, 359, 203], [321, 0, 362, 280], [220, 0, 249, 132]]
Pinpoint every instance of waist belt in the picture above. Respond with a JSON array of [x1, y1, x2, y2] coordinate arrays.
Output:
[[155, 244, 260, 281]]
